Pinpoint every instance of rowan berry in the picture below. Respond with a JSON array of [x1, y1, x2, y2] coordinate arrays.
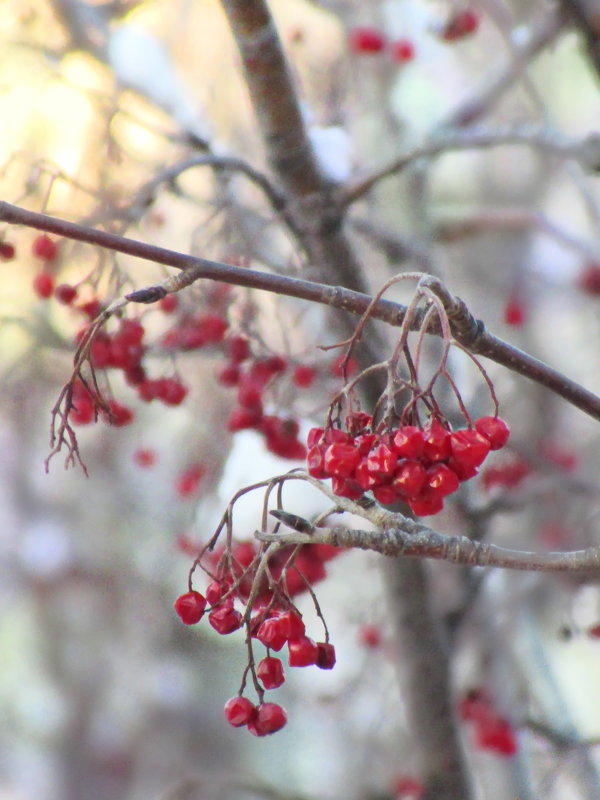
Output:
[[475, 416, 510, 450], [174, 590, 207, 624], [224, 696, 257, 727], [288, 636, 318, 667], [208, 605, 243, 634], [257, 656, 285, 689], [33, 272, 54, 298], [349, 26, 387, 54], [247, 702, 287, 736], [32, 234, 59, 261]]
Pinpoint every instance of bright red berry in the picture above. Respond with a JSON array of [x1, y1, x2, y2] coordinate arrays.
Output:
[[256, 616, 289, 651], [33, 272, 54, 298], [392, 460, 427, 499], [247, 702, 287, 736], [279, 610, 305, 640], [422, 420, 452, 462], [288, 636, 319, 667], [392, 426, 424, 458], [174, 590, 207, 624], [450, 429, 491, 469], [154, 377, 188, 406], [427, 464, 460, 497], [366, 444, 398, 478], [475, 416, 510, 450], [324, 443, 361, 478], [224, 696, 257, 727], [409, 489, 444, 517], [257, 656, 285, 689], [474, 716, 517, 756], [31, 234, 58, 261], [349, 26, 387, 54], [504, 296, 526, 326], [208, 605, 243, 634], [331, 476, 364, 500], [372, 484, 398, 505]]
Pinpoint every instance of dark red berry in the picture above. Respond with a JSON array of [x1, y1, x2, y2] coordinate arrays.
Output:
[[372, 484, 398, 505], [32, 234, 58, 261], [159, 294, 178, 312], [174, 590, 207, 624], [227, 335, 251, 362], [0, 242, 16, 260], [54, 283, 78, 305], [316, 642, 336, 669], [579, 263, 600, 296], [216, 361, 241, 386], [293, 364, 316, 387]]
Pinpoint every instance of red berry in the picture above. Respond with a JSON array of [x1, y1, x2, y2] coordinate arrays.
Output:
[[216, 361, 241, 386], [349, 26, 387, 54], [366, 444, 398, 478], [409, 489, 444, 517], [450, 428, 491, 469], [427, 464, 460, 497], [80, 298, 103, 319], [256, 616, 289, 651], [475, 416, 510, 450], [224, 696, 257, 727], [31, 234, 58, 261], [175, 463, 206, 497], [227, 404, 263, 431], [307, 443, 329, 479], [504, 296, 526, 326], [54, 283, 78, 305], [324, 443, 360, 478], [372, 484, 398, 505], [155, 377, 188, 406], [474, 716, 517, 756], [578, 263, 600, 296], [257, 656, 285, 689], [422, 419, 452, 462], [208, 605, 243, 634], [0, 241, 16, 260], [293, 364, 316, 388], [174, 590, 207, 624], [158, 294, 178, 312], [247, 702, 287, 736], [331, 476, 364, 500], [316, 642, 336, 669], [134, 448, 156, 467], [391, 39, 415, 63], [358, 623, 381, 648], [227, 335, 251, 362], [288, 636, 319, 667], [279, 610, 305, 640], [33, 271, 54, 298], [390, 774, 425, 799], [306, 427, 325, 448], [103, 399, 134, 426], [355, 458, 381, 490], [440, 10, 479, 41], [392, 426, 424, 458], [392, 460, 427, 499]]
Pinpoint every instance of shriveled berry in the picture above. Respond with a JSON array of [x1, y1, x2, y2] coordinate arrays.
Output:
[[257, 656, 285, 689], [174, 590, 207, 624], [247, 702, 287, 736], [288, 636, 318, 667], [475, 416, 510, 450], [224, 696, 257, 727]]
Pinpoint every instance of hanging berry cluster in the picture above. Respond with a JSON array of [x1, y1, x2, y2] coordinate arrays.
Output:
[[306, 413, 509, 516], [302, 272, 511, 515], [173, 488, 341, 736]]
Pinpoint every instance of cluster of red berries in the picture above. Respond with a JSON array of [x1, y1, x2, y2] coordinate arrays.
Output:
[[459, 689, 518, 757], [307, 413, 510, 515], [172, 536, 341, 735], [348, 26, 415, 63]]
